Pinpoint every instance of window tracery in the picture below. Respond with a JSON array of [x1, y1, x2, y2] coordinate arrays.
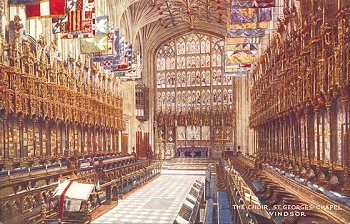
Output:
[[156, 32, 231, 110]]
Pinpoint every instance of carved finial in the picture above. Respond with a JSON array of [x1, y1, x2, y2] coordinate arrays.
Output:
[[38, 34, 46, 48], [14, 15, 22, 32]]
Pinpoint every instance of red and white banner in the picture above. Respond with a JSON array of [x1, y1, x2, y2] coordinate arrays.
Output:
[[26, 0, 65, 19]]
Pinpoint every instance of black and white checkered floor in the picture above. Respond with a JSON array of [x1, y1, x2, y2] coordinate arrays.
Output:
[[92, 172, 204, 224]]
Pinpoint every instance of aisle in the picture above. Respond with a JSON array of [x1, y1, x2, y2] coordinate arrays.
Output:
[[92, 173, 204, 224]]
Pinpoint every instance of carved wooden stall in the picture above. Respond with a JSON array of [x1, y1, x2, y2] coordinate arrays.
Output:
[[0, 15, 157, 224], [249, 0, 350, 196], [0, 16, 124, 169]]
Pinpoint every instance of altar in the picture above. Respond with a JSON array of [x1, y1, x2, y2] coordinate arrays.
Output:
[[177, 147, 208, 158]]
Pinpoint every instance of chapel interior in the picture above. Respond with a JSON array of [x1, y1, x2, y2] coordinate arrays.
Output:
[[1, 0, 350, 224]]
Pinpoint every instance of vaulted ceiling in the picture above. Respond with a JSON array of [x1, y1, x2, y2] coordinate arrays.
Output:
[[119, 0, 229, 50]]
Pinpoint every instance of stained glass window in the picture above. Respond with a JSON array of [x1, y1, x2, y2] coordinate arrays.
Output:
[[155, 32, 233, 120]]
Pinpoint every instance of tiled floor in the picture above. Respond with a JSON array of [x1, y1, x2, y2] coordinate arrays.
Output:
[[92, 173, 204, 224]]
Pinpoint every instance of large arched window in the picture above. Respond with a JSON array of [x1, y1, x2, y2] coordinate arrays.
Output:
[[155, 32, 232, 113], [155, 32, 234, 156]]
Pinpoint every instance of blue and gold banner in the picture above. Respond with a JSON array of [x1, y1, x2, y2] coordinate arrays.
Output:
[[230, 8, 272, 23]]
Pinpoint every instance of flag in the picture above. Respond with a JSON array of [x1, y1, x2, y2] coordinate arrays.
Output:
[[95, 16, 109, 35], [52, 0, 95, 38], [111, 44, 132, 71], [80, 35, 108, 54], [52, 0, 77, 33], [230, 8, 272, 24], [26, 0, 65, 19], [9, 0, 39, 4], [93, 29, 120, 62]]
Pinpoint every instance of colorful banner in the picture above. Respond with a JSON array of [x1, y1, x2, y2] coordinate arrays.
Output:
[[26, 0, 65, 19], [227, 29, 265, 38], [52, 0, 95, 38], [230, 8, 272, 24], [93, 29, 120, 63], [80, 35, 108, 54], [95, 16, 109, 35], [225, 0, 272, 76], [109, 44, 132, 71], [9, 0, 39, 4]]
